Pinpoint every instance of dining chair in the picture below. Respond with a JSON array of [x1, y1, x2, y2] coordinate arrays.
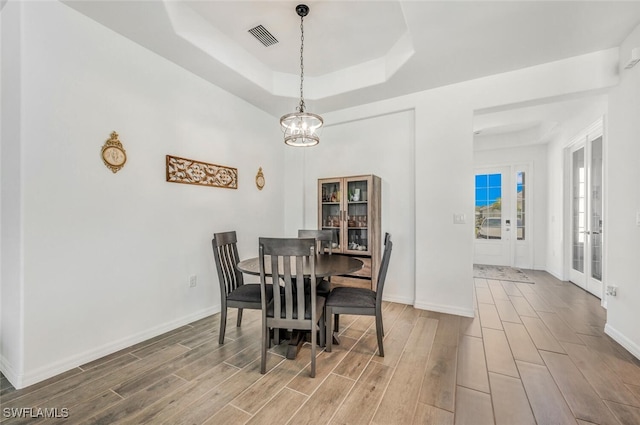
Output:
[[325, 233, 393, 356], [297, 229, 334, 295], [297, 229, 334, 254], [212, 231, 272, 345], [259, 237, 326, 377]]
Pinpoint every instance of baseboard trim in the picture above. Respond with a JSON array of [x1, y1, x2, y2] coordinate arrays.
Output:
[[546, 269, 566, 281], [13, 306, 219, 389], [381, 294, 414, 305], [0, 355, 21, 390], [604, 323, 640, 361], [413, 301, 474, 318]]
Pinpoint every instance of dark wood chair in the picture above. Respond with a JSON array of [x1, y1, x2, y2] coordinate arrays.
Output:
[[297, 229, 334, 255], [325, 233, 393, 356], [297, 229, 334, 296], [259, 237, 326, 377], [212, 231, 272, 345]]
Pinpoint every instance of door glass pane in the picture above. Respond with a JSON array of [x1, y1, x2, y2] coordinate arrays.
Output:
[[475, 173, 502, 239], [591, 137, 603, 280], [572, 148, 585, 273], [516, 171, 525, 240], [321, 181, 341, 248], [347, 180, 368, 251]]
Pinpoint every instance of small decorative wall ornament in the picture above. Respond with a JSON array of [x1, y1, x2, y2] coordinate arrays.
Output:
[[166, 155, 238, 189], [255, 167, 265, 190], [101, 131, 127, 173]]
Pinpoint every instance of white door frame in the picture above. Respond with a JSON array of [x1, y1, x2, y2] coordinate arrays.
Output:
[[564, 119, 605, 302], [474, 163, 533, 268]]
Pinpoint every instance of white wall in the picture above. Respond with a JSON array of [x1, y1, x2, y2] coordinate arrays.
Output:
[[298, 110, 416, 305], [5, 2, 640, 390], [299, 48, 621, 319], [0, 0, 24, 386], [604, 24, 640, 359], [474, 143, 548, 270], [545, 104, 607, 281], [1, 1, 283, 388]]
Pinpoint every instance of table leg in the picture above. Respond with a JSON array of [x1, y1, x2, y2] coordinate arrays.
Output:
[[332, 333, 340, 345], [286, 331, 306, 360]]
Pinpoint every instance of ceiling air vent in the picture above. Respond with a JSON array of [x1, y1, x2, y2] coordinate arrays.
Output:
[[248, 25, 278, 47]]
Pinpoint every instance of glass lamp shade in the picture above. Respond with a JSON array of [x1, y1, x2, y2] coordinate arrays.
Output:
[[280, 111, 323, 147]]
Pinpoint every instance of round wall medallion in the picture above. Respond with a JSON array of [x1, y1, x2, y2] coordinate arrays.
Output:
[[255, 167, 265, 190], [101, 131, 127, 173]]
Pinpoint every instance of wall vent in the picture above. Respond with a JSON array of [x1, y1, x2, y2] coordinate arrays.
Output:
[[248, 25, 278, 47]]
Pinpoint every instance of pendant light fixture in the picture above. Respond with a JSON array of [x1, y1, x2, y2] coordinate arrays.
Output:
[[280, 4, 323, 147]]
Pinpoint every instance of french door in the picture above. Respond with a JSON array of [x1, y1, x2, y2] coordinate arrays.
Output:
[[569, 131, 603, 298], [474, 165, 531, 268]]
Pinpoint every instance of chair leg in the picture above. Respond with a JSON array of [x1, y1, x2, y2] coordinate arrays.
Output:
[[310, 319, 316, 378], [326, 307, 333, 352], [219, 307, 227, 345], [334, 314, 340, 334], [261, 320, 268, 374], [375, 313, 384, 357], [237, 308, 243, 327], [319, 310, 326, 348]]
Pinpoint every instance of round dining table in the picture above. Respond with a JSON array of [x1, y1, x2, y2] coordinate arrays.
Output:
[[236, 254, 363, 359], [236, 254, 363, 278]]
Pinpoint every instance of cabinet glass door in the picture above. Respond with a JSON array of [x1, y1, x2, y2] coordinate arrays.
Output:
[[346, 178, 369, 254], [320, 179, 342, 250]]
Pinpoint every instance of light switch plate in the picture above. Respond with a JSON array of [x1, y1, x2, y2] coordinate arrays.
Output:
[[453, 213, 466, 224]]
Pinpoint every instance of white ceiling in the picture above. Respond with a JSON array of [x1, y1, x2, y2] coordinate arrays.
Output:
[[63, 0, 640, 139]]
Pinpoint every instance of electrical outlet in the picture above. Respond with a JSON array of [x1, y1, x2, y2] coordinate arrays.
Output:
[[606, 285, 617, 297], [189, 275, 197, 288]]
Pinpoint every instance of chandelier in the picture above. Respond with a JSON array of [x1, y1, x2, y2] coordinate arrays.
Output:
[[280, 4, 323, 147]]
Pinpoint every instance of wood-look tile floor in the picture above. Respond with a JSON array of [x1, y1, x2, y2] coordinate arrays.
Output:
[[2, 270, 640, 424]]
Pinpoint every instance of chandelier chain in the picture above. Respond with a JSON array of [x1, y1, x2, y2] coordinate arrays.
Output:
[[298, 14, 306, 113]]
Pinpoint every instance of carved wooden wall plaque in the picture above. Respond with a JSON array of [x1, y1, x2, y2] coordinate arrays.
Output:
[[166, 155, 238, 189]]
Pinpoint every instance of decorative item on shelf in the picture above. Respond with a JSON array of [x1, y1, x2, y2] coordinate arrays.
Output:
[[255, 167, 265, 190], [101, 131, 127, 173], [279, 4, 323, 147], [166, 155, 237, 189]]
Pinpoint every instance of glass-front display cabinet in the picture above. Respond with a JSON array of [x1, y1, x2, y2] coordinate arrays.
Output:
[[318, 175, 381, 288]]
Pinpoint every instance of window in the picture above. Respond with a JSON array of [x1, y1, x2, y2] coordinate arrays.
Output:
[[475, 174, 502, 239], [516, 171, 526, 240]]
